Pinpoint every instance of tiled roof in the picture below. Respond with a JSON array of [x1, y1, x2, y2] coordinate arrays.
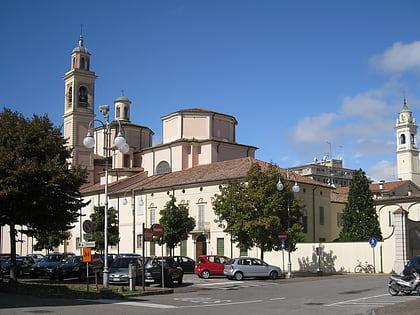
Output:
[[81, 157, 331, 196], [369, 180, 413, 192]]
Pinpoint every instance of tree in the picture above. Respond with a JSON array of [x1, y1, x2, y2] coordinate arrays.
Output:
[[213, 162, 305, 260], [90, 205, 119, 253], [0, 108, 88, 281], [158, 196, 195, 256], [27, 229, 71, 252], [339, 169, 382, 241]]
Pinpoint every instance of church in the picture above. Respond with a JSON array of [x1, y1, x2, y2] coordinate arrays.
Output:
[[1, 35, 419, 274]]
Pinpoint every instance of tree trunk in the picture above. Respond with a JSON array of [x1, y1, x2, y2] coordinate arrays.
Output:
[[9, 224, 17, 281], [260, 250, 264, 261]]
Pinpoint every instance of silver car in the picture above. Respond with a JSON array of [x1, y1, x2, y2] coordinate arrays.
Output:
[[224, 257, 281, 281]]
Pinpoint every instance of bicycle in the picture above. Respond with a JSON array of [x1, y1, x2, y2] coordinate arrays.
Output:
[[354, 260, 375, 273]]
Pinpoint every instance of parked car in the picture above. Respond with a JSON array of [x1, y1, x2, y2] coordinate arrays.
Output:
[[109, 256, 143, 285], [29, 253, 75, 278], [144, 256, 183, 287], [55, 255, 93, 280], [27, 253, 45, 263], [194, 255, 229, 279], [224, 257, 281, 280], [1, 256, 36, 277], [173, 256, 195, 273]]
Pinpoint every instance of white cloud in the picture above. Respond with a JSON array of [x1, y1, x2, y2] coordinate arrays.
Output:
[[370, 41, 420, 73], [366, 160, 396, 183], [340, 90, 388, 121], [292, 113, 337, 143]]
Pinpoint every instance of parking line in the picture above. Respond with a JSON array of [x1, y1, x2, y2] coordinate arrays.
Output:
[[85, 299, 178, 309]]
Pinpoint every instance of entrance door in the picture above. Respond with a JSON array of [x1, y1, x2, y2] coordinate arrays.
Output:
[[196, 234, 207, 260]]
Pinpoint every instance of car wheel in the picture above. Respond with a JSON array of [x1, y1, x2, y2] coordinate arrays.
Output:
[[269, 271, 278, 280], [234, 272, 244, 281], [200, 270, 210, 279], [177, 276, 183, 285], [79, 271, 86, 281], [165, 277, 174, 288]]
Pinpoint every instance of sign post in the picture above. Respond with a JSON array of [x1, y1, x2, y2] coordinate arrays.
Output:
[[369, 237, 377, 272], [278, 233, 287, 275], [82, 248, 92, 291]]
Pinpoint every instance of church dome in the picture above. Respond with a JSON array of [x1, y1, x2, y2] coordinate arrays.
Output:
[[115, 96, 130, 102], [72, 35, 90, 54]]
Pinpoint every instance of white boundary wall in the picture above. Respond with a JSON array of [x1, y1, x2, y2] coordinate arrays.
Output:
[[262, 239, 397, 274]]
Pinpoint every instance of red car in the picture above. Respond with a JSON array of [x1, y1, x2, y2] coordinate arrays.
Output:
[[194, 255, 229, 279]]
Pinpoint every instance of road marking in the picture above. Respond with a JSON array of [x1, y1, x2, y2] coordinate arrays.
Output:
[[181, 299, 264, 308], [326, 293, 420, 308], [326, 294, 389, 306], [270, 297, 286, 301], [196, 281, 235, 286], [85, 299, 177, 309]]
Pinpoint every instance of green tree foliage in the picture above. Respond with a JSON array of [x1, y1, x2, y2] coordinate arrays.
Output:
[[90, 205, 120, 253], [0, 108, 88, 280], [339, 169, 382, 241], [213, 162, 305, 260], [158, 196, 195, 256], [27, 230, 71, 252]]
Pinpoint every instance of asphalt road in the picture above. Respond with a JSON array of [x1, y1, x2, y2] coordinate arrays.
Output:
[[0, 274, 419, 314]]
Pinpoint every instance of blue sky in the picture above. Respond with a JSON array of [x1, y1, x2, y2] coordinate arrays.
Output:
[[2, 0, 420, 183]]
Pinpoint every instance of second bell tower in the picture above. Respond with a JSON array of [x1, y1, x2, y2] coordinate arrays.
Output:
[[395, 97, 420, 185]]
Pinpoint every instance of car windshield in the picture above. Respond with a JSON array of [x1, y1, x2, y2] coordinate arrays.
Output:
[[65, 256, 81, 264], [146, 258, 168, 268], [226, 259, 235, 265], [46, 255, 63, 262], [111, 258, 140, 268]]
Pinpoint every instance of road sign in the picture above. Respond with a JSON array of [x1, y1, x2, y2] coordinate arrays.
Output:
[[280, 240, 285, 250], [144, 228, 154, 241], [151, 223, 163, 236], [278, 232, 287, 240], [82, 248, 92, 262], [82, 220, 94, 233], [92, 253, 103, 267], [79, 241, 95, 248], [83, 233, 93, 241], [369, 237, 377, 247]]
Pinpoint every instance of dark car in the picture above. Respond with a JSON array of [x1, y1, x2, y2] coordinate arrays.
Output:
[[27, 253, 45, 263], [29, 253, 75, 278], [1, 256, 36, 277], [144, 256, 183, 287], [173, 256, 195, 273], [56, 256, 92, 280], [109, 256, 143, 285], [194, 255, 230, 279], [403, 255, 420, 276]]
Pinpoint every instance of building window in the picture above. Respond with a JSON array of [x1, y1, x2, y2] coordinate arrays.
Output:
[[319, 206, 325, 225], [150, 241, 156, 256], [137, 234, 142, 249], [198, 204, 205, 230], [78, 86, 88, 106], [411, 134, 415, 145], [180, 240, 187, 256], [156, 161, 171, 174], [150, 207, 156, 224], [302, 216, 308, 233], [337, 213, 343, 227], [217, 238, 224, 256], [116, 106, 120, 118], [400, 134, 406, 144], [123, 154, 130, 168]]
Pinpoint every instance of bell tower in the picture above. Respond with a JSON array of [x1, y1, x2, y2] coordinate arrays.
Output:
[[63, 35, 97, 183], [395, 97, 420, 185]]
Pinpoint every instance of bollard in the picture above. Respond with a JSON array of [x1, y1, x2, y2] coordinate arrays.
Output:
[[129, 263, 136, 291]]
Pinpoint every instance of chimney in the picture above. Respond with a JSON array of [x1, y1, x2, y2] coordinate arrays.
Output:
[[379, 180, 385, 190]]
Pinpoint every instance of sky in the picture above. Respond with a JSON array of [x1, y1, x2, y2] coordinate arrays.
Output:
[[1, 0, 420, 183]]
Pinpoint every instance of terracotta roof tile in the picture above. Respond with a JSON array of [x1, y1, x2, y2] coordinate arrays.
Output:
[[81, 157, 331, 196]]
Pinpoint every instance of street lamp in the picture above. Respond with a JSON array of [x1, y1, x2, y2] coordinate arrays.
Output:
[[83, 105, 128, 292], [276, 172, 299, 278]]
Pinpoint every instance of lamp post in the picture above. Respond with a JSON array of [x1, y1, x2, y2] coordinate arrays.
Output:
[[276, 171, 299, 279], [83, 105, 128, 291]]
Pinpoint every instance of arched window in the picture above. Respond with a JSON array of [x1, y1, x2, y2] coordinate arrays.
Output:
[[116, 106, 120, 118], [81, 57, 86, 69], [411, 134, 415, 145], [156, 161, 171, 174], [78, 86, 88, 106], [68, 86, 72, 104], [400, 134, 406, 144]]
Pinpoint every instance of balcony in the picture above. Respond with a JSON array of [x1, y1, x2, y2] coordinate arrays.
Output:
[[192, 221, 210, 233]]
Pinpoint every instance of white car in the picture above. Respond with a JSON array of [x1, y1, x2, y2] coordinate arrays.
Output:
[[224, 257, 281, 281]]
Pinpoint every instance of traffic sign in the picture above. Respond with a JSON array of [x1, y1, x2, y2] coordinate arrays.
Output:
[[144, 228, 154, 241], [151, 223, 163, 236], [83, 233, 93, 241], [280, 240, 285, 250], [79, 241, 95, 248], [278, 232, 287, 240], [82, 220, 94, 233], [369, 237, 377, 247], [82, 248, 92, 262], [92, 253, 103, 267]]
